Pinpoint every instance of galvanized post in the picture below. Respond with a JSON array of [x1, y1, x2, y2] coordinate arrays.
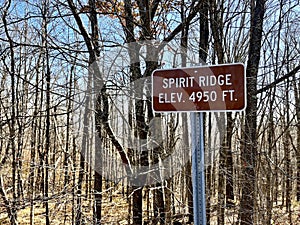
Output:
[[191, 112, 206, 225]]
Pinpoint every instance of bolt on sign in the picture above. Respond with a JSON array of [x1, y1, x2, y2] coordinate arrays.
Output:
[[152, 63, 246, 112]]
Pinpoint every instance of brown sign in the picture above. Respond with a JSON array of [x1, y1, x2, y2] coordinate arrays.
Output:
[[152, 63, 246, 112]]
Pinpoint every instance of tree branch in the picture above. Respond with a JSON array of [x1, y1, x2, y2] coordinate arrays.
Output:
[[256, 64, 300, 94], [67, 0, 96, 62], [161, 0, 201, 46]]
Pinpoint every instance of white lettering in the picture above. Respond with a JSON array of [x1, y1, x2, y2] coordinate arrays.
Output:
[[222, 90, 235, 101], [210, 76, 216, 86], [225, 74, 232, 85], [159, 93, 165, 103], [178, 77, 185, 88], [169, 78, 175, 87], [199, 76, 205, 86], [161, 77, 194, 89], [189, 91, 217, 102], [218, 74, 224, 85], [162, 78, 169, 88], [157, 92, 184, 103], [198, 74, 233, 87], [177, 92, 183, 102]]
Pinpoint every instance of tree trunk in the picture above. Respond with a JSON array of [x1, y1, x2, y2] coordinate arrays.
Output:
[[2, 1, 18, 224], [266, 88, 275, 225], [180, 3, 193, 223], [132, 187, 143, 225], [89, 0, 102, 223], [293, 75, 300, 202], [240, 0, 265, 224], [199, 1, 210, 223], [209, 1, 226, 223], [217, 114, 226, 225], [284, 79, 292, 224], [42, 1, 51, 222], [225, 113, 234, 204]]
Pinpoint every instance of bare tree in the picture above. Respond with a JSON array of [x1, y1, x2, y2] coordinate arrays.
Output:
[[1, 1, 18, 224], [240, 0, 266, 224], [1, 0, 300, 224]]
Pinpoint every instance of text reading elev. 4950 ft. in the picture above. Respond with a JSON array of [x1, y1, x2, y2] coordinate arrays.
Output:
[[152, 64, 246, 112]]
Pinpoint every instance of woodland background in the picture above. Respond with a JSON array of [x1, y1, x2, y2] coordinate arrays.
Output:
[[0, 0, 300, 224]]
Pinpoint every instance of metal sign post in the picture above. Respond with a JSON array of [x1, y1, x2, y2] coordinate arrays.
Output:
[[191, 112, 206, 225]]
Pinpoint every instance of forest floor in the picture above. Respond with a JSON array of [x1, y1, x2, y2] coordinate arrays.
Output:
[[0, 192, 300, 224]]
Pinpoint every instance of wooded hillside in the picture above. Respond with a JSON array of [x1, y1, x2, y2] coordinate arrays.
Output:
[[0, 0, 299, 224]]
